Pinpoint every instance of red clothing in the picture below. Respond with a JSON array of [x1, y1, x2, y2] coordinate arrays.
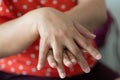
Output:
[[0, 0, 96, 77]]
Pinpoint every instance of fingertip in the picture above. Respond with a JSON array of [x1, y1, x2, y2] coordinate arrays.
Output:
[[37, 64, 41, 70], [71, 59, 77, 65], [96, 53, 102, 60], [84, 67, 91, 73], [51, 63, 57, 68], [90, 33, 96, 39], [60, 73, 66, 79], [66, 61, 73, 68]]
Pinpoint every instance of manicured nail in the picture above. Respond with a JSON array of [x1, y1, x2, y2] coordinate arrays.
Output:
[[90, 33, 96, 38], [51, 63, 57, 68], [37, 64, 41, 70], [84, 67, 90, 73], [67, 62, 73, 67], [71, 59, 77, 65], [60, 73, 66, 79], [96, 53, 102, 60]]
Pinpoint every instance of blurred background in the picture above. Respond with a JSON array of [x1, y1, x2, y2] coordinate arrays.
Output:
[[100, 0, 120, 75], [106, 0, 120, 26]]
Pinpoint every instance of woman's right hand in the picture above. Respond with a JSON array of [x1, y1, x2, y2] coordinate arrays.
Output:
[[19, 7, 102, 78]]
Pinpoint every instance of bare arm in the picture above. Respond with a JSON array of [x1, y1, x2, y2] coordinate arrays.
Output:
[[65, 0, 107, 31], [0, 17, 38, 57]]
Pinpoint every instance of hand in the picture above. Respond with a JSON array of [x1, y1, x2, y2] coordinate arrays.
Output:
[[20, 7, 101, 78], [47, 50, 76, 78], [47, 49, 92, 78]]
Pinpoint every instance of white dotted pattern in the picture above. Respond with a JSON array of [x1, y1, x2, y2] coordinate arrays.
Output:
[[0, 7, 3, 11], [11, 67, 15, 72], [30, 53, 36, 59], [19, 65, 24, 70], [22, 5, 28, 9], [8, 60, 12, 65], [40, 0, 46, 4], [26, 60, 31, 65], [53, 0, 58, 4]]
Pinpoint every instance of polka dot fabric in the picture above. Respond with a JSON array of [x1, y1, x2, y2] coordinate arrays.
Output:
[[0, 0, 96, 77]]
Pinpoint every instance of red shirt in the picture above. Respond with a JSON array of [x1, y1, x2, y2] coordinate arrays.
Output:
[[0, 0, 96, 77]]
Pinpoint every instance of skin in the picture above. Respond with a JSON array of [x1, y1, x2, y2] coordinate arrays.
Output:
[[115, 78, 120, 80], [0, 0, 106, 79], [46, 0, 107, 78]]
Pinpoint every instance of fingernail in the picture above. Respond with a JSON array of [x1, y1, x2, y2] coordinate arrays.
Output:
[[71, 59, 77, 65], [96, 53, 102, 60], [37, 64, 41, 70], [51, 63, 57, 68], [85, 67, 90, 73], [60, 73, 66, 79], [90, 33, 96, 38]]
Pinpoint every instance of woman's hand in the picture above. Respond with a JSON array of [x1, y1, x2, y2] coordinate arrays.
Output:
[[20, 8, 101, 78]]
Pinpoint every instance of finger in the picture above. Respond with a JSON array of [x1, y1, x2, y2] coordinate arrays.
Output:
[[74, 21, 96, 39], [37, 38, 49, 70], [63, 51, 73, 68], [74, 33, 102, 60], [66, 50, 77, 65], [64, 38, 81, 60], [76, 51, 90, 73], [47, 50, 57, 68], [51, 41, 66, 78], [56, 63, 66, 79]]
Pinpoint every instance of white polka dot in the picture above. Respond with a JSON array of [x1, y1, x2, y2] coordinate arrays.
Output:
[[52, 0, 58, 4], [46, 72, 51, 77], [1, 64, 5, 69], [18, 65, 23, 70], [0, 7, 3, 11], [28, 0, 33, 2], [22, 5, 28, 10], [8, 60, 12, 65], [26, 60, 31, 65], [6, 9, 10, 13], [61, 4, 66, 9], [30, 53, 36, 58], [35, 45, 39, 50], [11, 67, 15, 72], [22, 71, 27, 75], [13, 0, 18, 3], [31, 68, 36, 72], [41, 0, 46, 4], [9, 5, 13, 10]]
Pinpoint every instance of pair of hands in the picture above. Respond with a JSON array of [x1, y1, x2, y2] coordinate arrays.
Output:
[[20, 7, 102, 78]]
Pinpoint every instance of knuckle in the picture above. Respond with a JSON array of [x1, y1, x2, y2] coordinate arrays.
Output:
[[59, 31, 68, 37]]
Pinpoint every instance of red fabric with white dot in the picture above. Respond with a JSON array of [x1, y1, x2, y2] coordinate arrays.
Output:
[[0, 0, 96, 77]]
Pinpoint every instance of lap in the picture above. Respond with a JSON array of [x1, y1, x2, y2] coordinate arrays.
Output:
[[0, 62, 119, 80]]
